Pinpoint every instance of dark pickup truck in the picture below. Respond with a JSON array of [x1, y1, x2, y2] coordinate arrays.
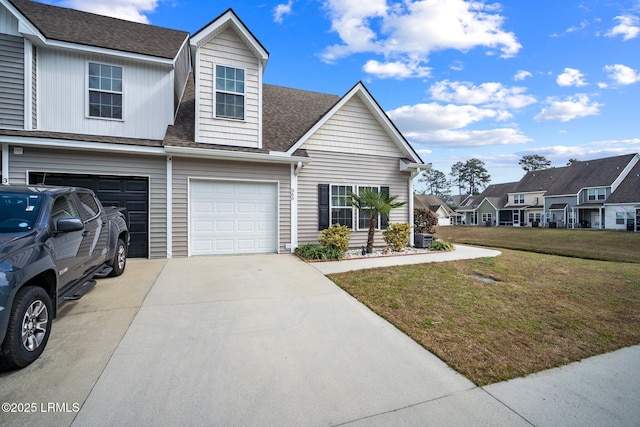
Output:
[[0, 185, 129, 370]]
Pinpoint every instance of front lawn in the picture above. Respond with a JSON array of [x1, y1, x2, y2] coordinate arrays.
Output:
[[328, 249, 640, 386]]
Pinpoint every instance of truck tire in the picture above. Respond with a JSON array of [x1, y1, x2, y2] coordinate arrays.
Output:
[[0, 286, 53, 371], [108, 238, 127, 277]]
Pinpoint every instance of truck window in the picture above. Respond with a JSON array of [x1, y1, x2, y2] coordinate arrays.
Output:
[[77, 192, 101, 220], [0, 192, 43, 232], [51, 195, 80, 224]]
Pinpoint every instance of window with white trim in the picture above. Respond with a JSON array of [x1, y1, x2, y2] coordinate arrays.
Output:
[[587, 188, 606, 201], [215, 65, 245, 120], [357, 186, 380, 230], [88, 62, 122, 119], [616, 212, 625, 225], [514, 194, 525, 204], [481, 213, 492, 223], [330, 185, 353, 228], [528, 212, 541, 222]]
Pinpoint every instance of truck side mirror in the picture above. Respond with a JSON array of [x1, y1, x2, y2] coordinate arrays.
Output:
[[56, 218, 84, 233]]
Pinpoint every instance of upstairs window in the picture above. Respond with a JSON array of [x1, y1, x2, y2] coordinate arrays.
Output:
[[587, 188, 606, 201], [513, 194, 525, 204], [215, 65, 245, 120], [88, 62, 122, 120]]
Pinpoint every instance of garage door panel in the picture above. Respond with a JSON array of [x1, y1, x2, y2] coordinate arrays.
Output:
[[28, 172, 149, 258], [190, 180, 277, 255]]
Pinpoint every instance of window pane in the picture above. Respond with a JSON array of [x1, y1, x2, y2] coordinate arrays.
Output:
[[331, 208, 352, 228], [89, 62, 99, 76], [100, 64, 111, 78], [89, 76, 99, 89]]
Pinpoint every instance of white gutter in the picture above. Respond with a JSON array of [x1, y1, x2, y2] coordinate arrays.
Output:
[[165, 145, 312, 164], [166, 156, 173, 258], [0, 136, 166, 156]]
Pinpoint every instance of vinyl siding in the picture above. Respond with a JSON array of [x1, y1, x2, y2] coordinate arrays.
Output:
[[173, 42, 190, 114], [171, 157, 291, 257], [302, 95, 405, 158], [37, 47, 173, 140], [0, 4, 19, 36], [297, 150, 410, 248], [196, 28, 260, 148], [31, 44, 36, 129], [0, 33, 24, 129], [8, 147, 167, 258]]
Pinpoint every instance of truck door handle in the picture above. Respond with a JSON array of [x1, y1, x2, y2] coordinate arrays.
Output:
[[82, 231, 89, 236]]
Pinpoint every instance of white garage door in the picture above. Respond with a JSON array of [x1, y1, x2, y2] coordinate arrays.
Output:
[[190, 180, 278, 255]]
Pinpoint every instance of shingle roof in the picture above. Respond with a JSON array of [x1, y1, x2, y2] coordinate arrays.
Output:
[[9, 0, 188, 59], [262, 84, 339, 152], [164, 75, 340, 153], [0, 128, 163, 147], [474, 182, 519, 209], [545, 154, 637, 195], [606, 160, 640, 204]]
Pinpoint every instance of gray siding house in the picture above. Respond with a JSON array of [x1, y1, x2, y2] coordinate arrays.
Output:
[[0, 1, 426, 258], [456, 153, 640, 230]]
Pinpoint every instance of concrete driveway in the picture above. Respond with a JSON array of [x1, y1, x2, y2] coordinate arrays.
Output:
[[1, 253, 638, 426]]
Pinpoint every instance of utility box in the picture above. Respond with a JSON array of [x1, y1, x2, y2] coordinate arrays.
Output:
[[414, 233, 433, 248]]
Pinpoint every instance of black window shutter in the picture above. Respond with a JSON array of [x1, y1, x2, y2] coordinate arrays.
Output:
[[380, 186, 390, 229], [318, 184, 329, 230]]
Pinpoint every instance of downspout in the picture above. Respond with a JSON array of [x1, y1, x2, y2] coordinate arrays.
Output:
[[2, 144, 9, 185], [409, 167, 423, 246], [290, 161, 303, 253], [166, 156, 173, 258]]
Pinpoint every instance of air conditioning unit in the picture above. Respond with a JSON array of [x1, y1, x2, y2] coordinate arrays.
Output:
[[414, 233, 433, 248]]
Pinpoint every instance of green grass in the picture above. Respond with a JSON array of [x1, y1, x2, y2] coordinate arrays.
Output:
[[328, 228, 640, 386], [434, 226, 640, 263]]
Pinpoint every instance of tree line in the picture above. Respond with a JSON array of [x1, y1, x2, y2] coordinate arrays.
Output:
[[419, 154, 573, 198]]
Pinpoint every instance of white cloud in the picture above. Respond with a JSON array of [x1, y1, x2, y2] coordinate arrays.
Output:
[[363, 59, 431, 79], [407, 128, 531, 147], [529, 139, 640, 161], [55, 0, 158, 23], [604, 64, 640, 85], [274, 0, 293, 24], [606, 15, 640, 40], [556, 68, 587, 87], [534, 94, 602, 122], [321, 0, 521, 77], [429, 80, 536, 110], [514, 70, 532, 81], [387, 103, 501, 132], [386, 103, 530, 147]]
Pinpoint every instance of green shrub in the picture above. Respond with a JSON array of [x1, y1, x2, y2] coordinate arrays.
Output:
[[414, 208, 438, 234], [382, 223, 411, 252], [295, 243, 327, 260], [430, 240, 453, 251], [318, 223, 351, 253]]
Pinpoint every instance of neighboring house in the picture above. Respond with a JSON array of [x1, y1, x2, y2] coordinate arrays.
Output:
[[413, 194, 461, 226], [456, 182, 517, 226], [455, 153, 640, 230], [0, 2, 426, 258], [603, 160, 640, 232]]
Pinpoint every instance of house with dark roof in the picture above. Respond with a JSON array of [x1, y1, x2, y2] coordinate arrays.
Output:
[[0, 1, 426, 258], [413, 194, 462, 225], [604, 160, 640, 232], [455, 153, 640, 230]]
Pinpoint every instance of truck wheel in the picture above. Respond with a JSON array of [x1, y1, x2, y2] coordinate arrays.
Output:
[[108, 238, 127, 277], [0, 286, 53, 371]]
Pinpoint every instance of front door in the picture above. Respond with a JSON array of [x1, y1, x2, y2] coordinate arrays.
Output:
[[591, 212, 600, 229], [513, 210, 520, 227]]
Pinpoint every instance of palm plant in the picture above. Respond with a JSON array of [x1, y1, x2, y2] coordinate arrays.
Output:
[[349, 188, 406, 253]]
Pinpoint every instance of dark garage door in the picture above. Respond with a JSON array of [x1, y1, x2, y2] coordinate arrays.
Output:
[[29, 172, 149, 258]]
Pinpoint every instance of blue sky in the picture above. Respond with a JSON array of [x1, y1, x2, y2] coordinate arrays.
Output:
[[45, 0, 640, 190]]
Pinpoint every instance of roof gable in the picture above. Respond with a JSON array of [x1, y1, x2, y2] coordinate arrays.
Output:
[[6, 0, 188, 60], [190, 8, 268, 68], [606, 160, 640, 204], [286, 82, 422, 163]]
